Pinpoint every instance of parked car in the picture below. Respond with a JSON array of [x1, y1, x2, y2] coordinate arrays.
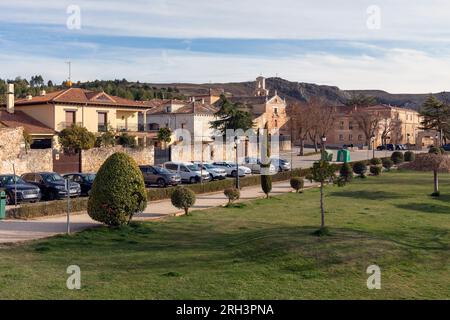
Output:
[[192, 162, 227, 180], [163, 162, 210, 184], [377, 144, 394, 151], [442, 144, 450, 151], [243, 157, 277, 174], [212, 161, 251, 177], [139, 165, 181, 187], [270, 157, 291, 172], [0, 174, 41, 205], [396, 144, 407, 150], [63, 173, 96, 196], [21, 172, 81, 200]]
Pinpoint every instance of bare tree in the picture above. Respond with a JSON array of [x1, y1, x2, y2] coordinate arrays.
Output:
[[353, 108, 383, 149], [290, 102, 315, 156], [379, 117, 402, 146]]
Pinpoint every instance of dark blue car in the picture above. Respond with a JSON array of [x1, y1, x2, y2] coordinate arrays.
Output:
[[0, 174, 41, 205], [63, 173, 96, 196]]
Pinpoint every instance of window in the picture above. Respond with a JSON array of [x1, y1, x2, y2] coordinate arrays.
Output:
[[181, 123, 186, 129], [349, 134, 353, 141], [349, 121, 353, 130], [65, 111, 76, 127], [358, 135, 363, 141], [339, 134, 344, 141], [273, 107, 278, 115], [274, 120, 278, 128], [98, 112, 107, 132], [339, 121, 344, 130]]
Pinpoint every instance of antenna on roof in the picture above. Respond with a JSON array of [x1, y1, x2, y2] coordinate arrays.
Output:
[[65, 61, 73, 87]]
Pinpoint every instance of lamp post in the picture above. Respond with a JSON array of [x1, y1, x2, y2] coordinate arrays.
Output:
[[234, 136, 241, 189], [435, 133, 439, 147], [371, 134, 376, 159], [407, 133, 411, 151], [321, 135, 326, 153]]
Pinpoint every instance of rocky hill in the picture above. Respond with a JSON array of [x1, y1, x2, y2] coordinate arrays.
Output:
[[144, 77, 450, 110]]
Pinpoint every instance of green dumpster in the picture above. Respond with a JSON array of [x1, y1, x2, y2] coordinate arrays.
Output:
[[337, 149, 351, 162], [0, 191, 6, 220], [321, 150, 333, 161]]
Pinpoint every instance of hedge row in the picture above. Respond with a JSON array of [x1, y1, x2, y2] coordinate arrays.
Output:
[[7, 158, 391, 219], [7, 198, 88, 220]]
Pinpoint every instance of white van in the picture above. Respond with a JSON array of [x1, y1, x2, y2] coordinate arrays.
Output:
[[163, 162, 210, 184]]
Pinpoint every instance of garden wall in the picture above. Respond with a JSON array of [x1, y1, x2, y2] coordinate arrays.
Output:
[[81, 145, 154, 172], [0, 127, 53, 175]]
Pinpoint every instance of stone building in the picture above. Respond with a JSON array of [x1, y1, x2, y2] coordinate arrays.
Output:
[[325, 104, 423, 149]]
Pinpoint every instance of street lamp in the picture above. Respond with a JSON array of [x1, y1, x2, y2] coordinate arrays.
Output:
[[234, 136, 241, 189], [371, 134, 376, 159], [435, 133, 439, 147], [406, 133, 411, 151], [321, 135, 326, 153]]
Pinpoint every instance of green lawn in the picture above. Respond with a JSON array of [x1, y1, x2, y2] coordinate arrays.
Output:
[[0, 171, 449, 299]]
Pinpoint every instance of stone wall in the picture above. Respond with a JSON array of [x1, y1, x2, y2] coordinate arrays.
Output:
[[81, 145, 154, 172], [0, 127, 53, 175]]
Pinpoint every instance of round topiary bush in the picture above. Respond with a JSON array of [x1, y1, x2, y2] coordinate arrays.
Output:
[[171, 186, 196, 215], [224, 187, 240, 204], [339, 162, 353, 182], [290, 177, 305, 193], [88, 152, 147, 226], [382, 158, 394, 170], [404, 151, 415, 162], [391, 151, 404, 164], [352, 161, 368, 178], [370, 158, 382, 166], [370, 165, 382, 176], [429, 146, 443, 155]]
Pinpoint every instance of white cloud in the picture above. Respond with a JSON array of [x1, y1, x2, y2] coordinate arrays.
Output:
[[1, 0, 450, 41], [1, 46, 449, 93]]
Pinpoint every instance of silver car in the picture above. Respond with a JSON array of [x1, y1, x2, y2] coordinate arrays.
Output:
[[270, 157, 292, 172], [212, 161, 251, 177], [163, 162, 210, 184], [192, 162, 227, 180]]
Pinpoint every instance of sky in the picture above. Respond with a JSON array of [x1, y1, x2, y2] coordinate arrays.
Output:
[[1, 0, 450, 93]]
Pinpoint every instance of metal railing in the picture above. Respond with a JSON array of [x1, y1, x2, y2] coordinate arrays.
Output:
[[58, 122, 83, 131]]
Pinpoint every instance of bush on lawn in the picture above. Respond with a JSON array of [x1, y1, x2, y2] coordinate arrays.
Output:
[[370, 165, 382, 176], [88, 152, 147, 226], [339, 162, 353, 182], [391, 151, 404, 164], [370, 158, 382, 166], [429, 146, 443, 155], [290, 177, 304, 193], [7, 198, 88, 219], [224, 187, 240, 205], [353, 161, 368, 178], [404, 151, 415, 162], [171, 186, 196, 215], [382, 158, 394, 170]]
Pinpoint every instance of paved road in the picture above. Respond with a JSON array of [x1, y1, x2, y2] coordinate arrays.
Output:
[[0, 180, 317, 244]]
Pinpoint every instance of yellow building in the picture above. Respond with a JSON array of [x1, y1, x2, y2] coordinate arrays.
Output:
[[6, 87, 158, 146]]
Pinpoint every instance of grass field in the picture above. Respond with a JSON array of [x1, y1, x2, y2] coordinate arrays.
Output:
[[0, 170, 449, 299]]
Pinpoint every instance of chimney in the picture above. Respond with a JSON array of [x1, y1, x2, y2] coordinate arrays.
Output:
[[40, 89, 46, 96], [26, 94, 33, 100], [201, 98, 205, 104], [6, 83, 14, 114]]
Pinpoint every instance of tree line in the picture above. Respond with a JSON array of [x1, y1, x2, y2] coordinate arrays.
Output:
[[0, 76, 186, 103]]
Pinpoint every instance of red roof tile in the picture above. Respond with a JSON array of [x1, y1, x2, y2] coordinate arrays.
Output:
[[0, 109, 55, 135]]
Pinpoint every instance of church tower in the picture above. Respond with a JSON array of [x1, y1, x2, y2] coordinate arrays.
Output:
[[254, 76, 269, 97]]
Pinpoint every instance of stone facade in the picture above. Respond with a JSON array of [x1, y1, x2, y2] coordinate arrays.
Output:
[[81, 145, 154, 173], [0, 127, 53, 175]]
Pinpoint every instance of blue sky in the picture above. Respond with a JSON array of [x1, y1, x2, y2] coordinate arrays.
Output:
[[1, 0, 450, 93]]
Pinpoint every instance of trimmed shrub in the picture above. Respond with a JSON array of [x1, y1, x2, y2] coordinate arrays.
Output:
[[261, 174, 272, 198], [118, 133, 137, 148], [429, 146, 443, 155], [224, 187, 240, 204], [88, 152, 147, 226], [352, 161, 368, 178], [382, 158, 394, 170], [370, 165, 382, 176], [7, 198, 88, 219], [391, 151, 404, 164], [339, 162, 353, 182], [290, 177, 304, 193], [171, 186, 196, 215], [370, 158, 382, 166], [404, 151, 415, 162]]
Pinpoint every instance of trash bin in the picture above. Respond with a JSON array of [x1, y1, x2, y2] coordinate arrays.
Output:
[[0, 191, 6, 220], [321, 150, 333, 161], [337, 149, 351, 162]]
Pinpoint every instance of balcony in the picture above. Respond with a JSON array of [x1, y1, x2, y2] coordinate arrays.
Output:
[[97, 124, 108, 132], [117, 124, 155, 132]]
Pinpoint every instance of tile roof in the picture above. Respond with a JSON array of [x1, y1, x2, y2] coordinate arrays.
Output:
[[12, 88, 146, 108], [0, 109, 55, 134], [147, 101, 218, 115]]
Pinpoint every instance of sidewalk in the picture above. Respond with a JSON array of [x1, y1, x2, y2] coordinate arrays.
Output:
[[0, 180, 317, 244]]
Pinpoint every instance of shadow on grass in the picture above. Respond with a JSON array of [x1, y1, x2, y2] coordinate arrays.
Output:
[[329, 190, 404, 200], [395, 203, 450, 215]]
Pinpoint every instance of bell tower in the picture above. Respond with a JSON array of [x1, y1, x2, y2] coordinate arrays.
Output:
[[254, 76, 269, 97]]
